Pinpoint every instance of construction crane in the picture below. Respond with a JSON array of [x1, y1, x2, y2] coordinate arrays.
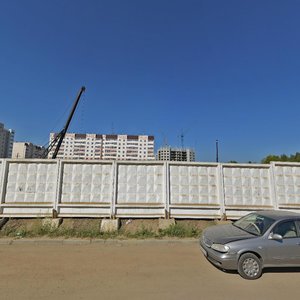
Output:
[[42, 86, 86, 159], [178, 128, 189, 149], [180, 132, 184, 149]]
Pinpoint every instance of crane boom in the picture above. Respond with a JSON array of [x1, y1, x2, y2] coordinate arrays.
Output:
[[42, 86, 86, 159]]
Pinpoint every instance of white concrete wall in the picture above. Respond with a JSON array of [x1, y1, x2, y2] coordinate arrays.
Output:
[[57, 161, 114, 217], [115, 162, 165, 217], [0, 160, 58, 217], [169, 163, 222, 218], [273, 164, 300, 208], [0, 159, 299, 218]]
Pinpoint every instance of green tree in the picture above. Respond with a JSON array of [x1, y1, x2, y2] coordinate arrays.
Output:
[[261, 152, 300, 164]]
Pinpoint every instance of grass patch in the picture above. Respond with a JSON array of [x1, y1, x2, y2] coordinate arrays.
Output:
[[0, 218, 210, 239], [122, 225, 157, 239], [0, 225, 119, 239], [159, 223, 201, 238]]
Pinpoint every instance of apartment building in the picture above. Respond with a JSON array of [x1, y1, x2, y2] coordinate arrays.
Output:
[[0, 123, 15, 158], [157, 146, 195, 162], [48, 133, 155, 160], [12, 142, 45, 159]]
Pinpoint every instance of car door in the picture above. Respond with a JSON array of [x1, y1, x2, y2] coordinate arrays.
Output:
[[264, 220, 300, 266]]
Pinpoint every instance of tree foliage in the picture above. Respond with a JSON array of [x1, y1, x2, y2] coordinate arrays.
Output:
[[261, 152, 300, 164]]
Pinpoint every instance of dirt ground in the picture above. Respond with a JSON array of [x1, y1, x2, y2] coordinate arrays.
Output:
[[0, 240, 299, 300]]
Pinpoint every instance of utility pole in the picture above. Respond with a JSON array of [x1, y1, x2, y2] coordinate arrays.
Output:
[[216, 139, 219, 163]]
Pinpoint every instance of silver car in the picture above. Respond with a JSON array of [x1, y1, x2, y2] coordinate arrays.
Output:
[[199, 210, 300, 279]]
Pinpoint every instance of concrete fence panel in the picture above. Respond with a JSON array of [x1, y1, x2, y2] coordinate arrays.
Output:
[[115, 162, 165, 217], [273, 162, 300, 210], [222, 164, 274, 218], [1, 160, 58, 217], [169, 163, 222, 218], [57, 161, 114, 217]]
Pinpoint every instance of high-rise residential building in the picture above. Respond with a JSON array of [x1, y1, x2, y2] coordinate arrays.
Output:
[[12, 142, 45, 159], [48, 133, 155, 160], [0, 123, 15, 158], [157, 146, 195, 162]]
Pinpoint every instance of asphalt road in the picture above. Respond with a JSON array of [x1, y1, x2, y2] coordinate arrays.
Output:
[[0, 239, 299, 300]]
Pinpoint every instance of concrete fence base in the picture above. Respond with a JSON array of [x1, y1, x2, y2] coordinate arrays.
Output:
[[100, 219, 120, 232]]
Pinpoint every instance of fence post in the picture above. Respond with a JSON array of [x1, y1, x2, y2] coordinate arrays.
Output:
[[0, 159, 8, 215], [269, 162, 278, 210], [218, 163, 226, 219], [164, 162, 170, 219], [53, 160, 63, 218], [111, 161, 118, 219]]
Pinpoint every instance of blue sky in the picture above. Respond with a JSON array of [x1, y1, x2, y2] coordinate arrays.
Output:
[[1, 0, 300, 162]]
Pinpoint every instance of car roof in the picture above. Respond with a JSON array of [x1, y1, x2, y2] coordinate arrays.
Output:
[[256, 210, 300, 221]]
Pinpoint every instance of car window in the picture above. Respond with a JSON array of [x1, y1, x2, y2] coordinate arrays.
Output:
[[272, 221, 298, 238], [295, 220, 300, 234], [233, 213, 275, 236]]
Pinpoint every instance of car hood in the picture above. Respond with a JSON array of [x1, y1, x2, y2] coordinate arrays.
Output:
[[202, 224, 256, 245]]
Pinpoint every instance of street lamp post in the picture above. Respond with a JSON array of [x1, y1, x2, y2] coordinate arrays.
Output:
[[216, 139, 219, 163]]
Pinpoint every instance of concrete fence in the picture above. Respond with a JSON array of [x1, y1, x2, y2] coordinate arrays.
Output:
[[0, 159, 299, 219]]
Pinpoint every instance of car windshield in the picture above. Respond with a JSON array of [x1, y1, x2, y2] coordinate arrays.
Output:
[[233, 213, 275, 236]]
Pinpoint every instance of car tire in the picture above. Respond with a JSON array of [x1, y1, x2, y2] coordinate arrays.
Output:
[[237, 253, 262, 280]]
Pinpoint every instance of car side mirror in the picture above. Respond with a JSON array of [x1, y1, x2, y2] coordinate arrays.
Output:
[[268, 233, 283, 240]]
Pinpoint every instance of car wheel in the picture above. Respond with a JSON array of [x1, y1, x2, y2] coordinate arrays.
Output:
[[237, 253, 262, 280]]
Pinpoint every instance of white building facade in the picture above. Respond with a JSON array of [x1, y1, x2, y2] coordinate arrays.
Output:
[[0, 123, 14, 158], [12, 142, 45, 159], [157, 146, 195, 162], [49, 133, 155, 160]]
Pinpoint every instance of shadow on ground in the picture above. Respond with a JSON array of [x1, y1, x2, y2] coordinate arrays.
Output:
[[205, 257, 300, 278]]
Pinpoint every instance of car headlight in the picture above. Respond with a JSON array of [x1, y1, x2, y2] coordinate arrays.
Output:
[[211, 244, 230, 253]]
